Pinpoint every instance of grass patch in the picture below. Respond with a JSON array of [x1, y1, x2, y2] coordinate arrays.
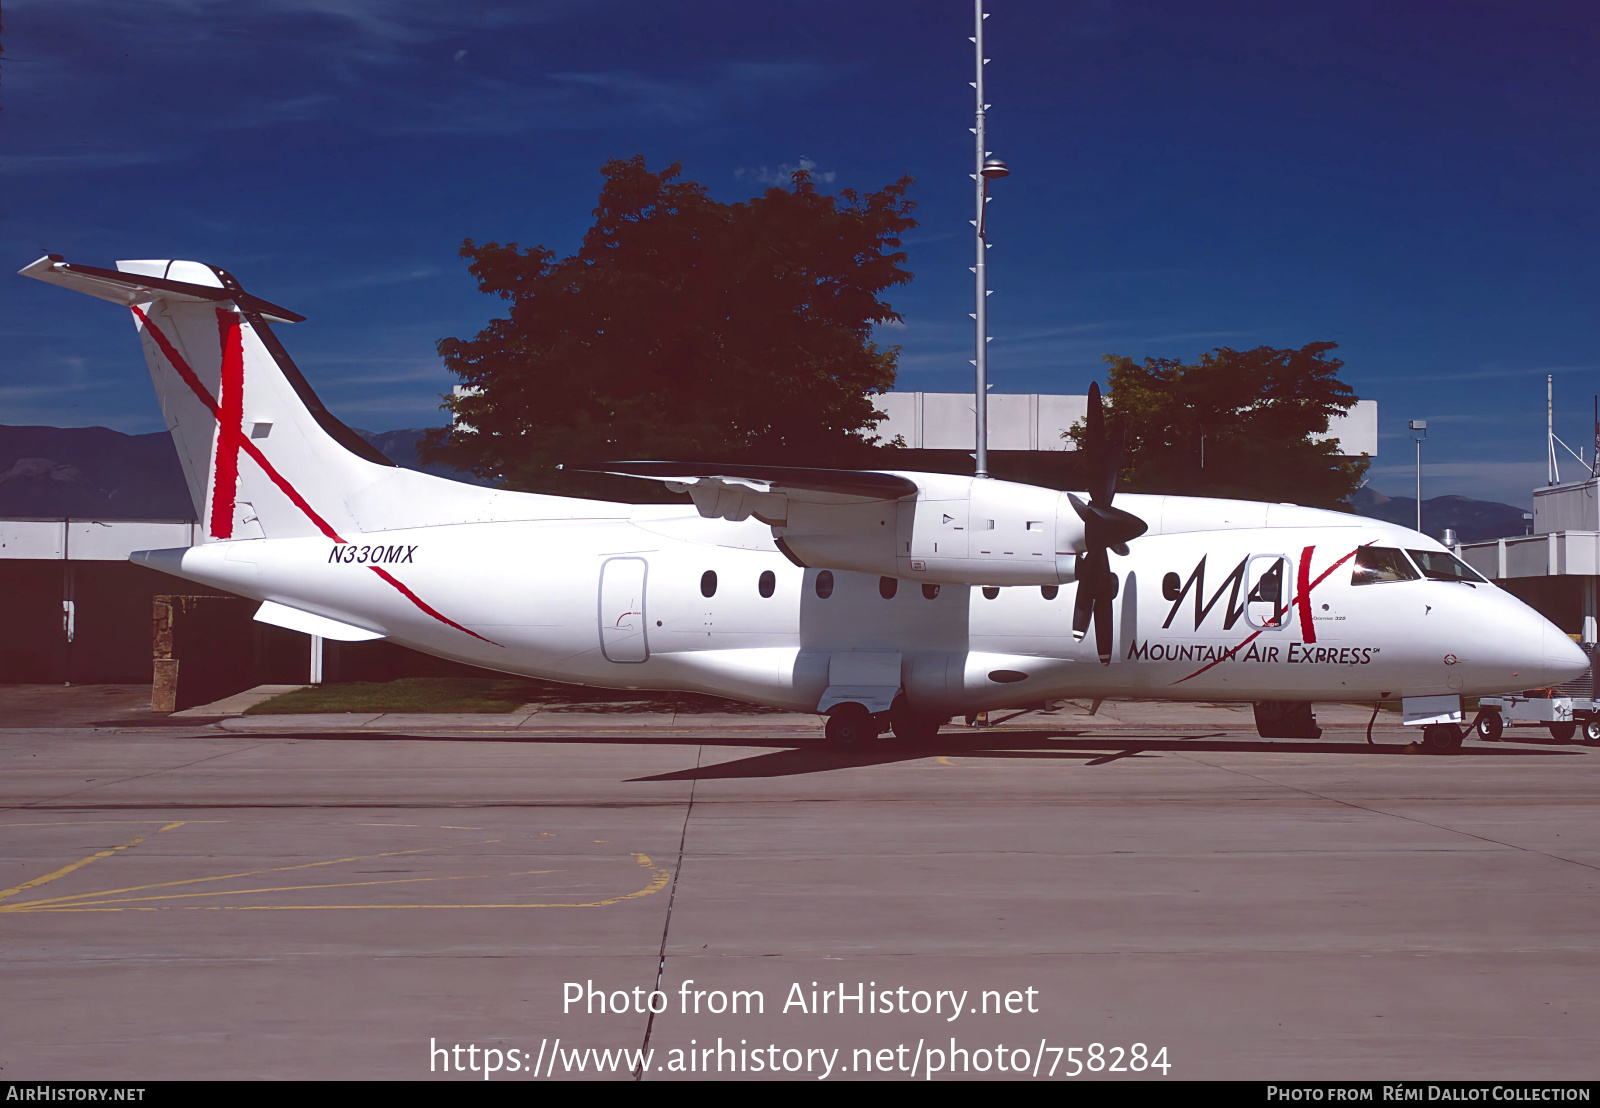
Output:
[[247, 678, 540, 714], [245, 676, 786, 715]]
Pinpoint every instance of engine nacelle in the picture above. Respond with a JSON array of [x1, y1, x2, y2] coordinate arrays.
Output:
[[774, 473, 1086, 586]]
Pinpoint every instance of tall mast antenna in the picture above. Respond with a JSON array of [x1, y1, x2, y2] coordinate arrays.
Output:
[[971, 0, 1008, 478], [1549, 374, 1558, 485]]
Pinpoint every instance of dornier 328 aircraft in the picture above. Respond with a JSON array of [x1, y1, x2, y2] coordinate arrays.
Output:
[[22, 255, 1590, 752]]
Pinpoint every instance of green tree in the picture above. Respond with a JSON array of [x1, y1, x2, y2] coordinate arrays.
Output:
[[1067, 342, 1369, 508], [424, 156, 916, 493]]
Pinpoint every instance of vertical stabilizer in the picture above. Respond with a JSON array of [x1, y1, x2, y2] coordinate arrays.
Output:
[[20, 255, 397, 541]]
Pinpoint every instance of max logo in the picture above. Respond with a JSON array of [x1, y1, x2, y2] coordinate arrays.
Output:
[[1161, 555, 1286, 632]]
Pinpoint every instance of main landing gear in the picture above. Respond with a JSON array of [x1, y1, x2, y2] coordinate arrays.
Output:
[[824, 700, 950, 746], [1419, 723, 1464, 754], [824, 703, 876, 746]]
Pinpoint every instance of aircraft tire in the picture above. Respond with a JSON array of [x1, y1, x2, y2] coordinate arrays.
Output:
[[1420, 724, 1464, 754], [1548, 721, 1578, 743], [1475, 712, 1503, 742], [826, 704, 874, 746]]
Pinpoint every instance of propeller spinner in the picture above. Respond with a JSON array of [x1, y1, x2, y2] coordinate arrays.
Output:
[[1069, 381, 1147, 664]]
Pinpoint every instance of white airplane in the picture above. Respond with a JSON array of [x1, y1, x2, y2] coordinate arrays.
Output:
[[22, 255, 1589, 753]]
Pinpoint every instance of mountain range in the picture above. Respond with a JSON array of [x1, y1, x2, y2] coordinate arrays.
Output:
[[0, 424, 1536, 543], [0, 424, 479, 520]]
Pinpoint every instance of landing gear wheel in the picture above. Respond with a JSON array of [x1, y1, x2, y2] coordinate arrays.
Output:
[[1420, 724, 1464, 754], [1584, 719, 1600, 744], [1548, 721, 1578, 743], [825, 703, 874, 746], [1475, 712, 1503, 742]]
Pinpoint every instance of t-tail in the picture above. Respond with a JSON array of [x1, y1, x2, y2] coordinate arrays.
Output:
[[19, 255, 408, 542]]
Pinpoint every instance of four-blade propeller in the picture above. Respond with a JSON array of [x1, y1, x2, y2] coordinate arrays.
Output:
[[1067, 381, 1148, 665]]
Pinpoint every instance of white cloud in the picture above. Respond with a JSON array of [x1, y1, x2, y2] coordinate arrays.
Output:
[[735, 156, 838, 186], [0, 151, 181, 176]]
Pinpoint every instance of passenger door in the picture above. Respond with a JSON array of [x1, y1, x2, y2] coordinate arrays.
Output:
[[1244, 554, 1292, 631], [598, 557, 649, 663]]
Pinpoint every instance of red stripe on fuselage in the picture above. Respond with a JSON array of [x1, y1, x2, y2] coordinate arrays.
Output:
[[128, 303, 500, 646], [368, 567, 500, 646]]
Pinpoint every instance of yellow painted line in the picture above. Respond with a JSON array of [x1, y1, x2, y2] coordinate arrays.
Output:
[[0, 820, 227, 828], [11, 853, 670, 912], [5, 840, 500, 911], [0, 822, 188, 904], [12, 870, 561, 910], [936, 756, 957, 766]]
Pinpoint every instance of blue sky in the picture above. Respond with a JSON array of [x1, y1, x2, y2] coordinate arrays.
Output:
[[4, 0, 1598, 507]]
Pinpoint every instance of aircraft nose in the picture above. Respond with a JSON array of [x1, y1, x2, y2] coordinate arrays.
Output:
[[1543, 626, 1591, 688]]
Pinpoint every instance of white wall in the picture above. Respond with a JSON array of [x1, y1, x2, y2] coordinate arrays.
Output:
[[873, 393, 1377, 457], [0, 520, 199, 561]]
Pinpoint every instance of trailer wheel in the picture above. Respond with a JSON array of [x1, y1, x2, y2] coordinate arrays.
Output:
[[1475, 712, 1503, 742], [1548, 721, 1577, 742], [1583, 719, 1600, 744]]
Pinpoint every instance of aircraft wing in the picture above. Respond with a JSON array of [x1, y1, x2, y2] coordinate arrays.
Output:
[[590, 462, 918, 525], [595, 461, 1079, 585]]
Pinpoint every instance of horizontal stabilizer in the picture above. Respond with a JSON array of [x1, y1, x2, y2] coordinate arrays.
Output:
[[254, 600, 385, 641], [18, 255, 304, 323]]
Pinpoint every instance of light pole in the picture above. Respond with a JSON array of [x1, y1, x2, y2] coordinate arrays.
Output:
[[971, 0, 1008, 479], [1409, 420, 1427, 534]]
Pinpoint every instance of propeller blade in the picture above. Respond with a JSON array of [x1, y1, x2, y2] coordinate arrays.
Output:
[[1102, 414, 1125, 506], [1084, 381, 1107, 504], [1071, 580, 1093, 644], [1072, 547, 1109, 644], [1068, 495, 1148, 551], [1067, 381, 1143, 664], [1094, 582, 1114, 665]]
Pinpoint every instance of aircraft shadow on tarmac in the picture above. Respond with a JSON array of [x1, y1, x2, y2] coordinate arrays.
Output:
[[625, 731, 1583, 782], [186, 727, 1586, 782]]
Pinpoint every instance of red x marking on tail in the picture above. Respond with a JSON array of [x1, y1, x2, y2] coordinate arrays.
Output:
[[130, 304, 499, 647]]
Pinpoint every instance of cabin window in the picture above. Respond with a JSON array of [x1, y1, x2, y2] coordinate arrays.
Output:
[[879, 577, 898, 599], [700, 570, 718, 598], [815, 570, 834, 599], [758, 570, 776, 598], [1041, 585, 1058, 600], [1351, 546, 1419, 586], [1406, 549, 1485, 583], [922, 583, 940, 600], [982, 586, 1000, 600]]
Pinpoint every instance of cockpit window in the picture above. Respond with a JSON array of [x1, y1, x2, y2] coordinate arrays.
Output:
[[1406, 549, 1486, 584], [1351, 546, 1420, 586]]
